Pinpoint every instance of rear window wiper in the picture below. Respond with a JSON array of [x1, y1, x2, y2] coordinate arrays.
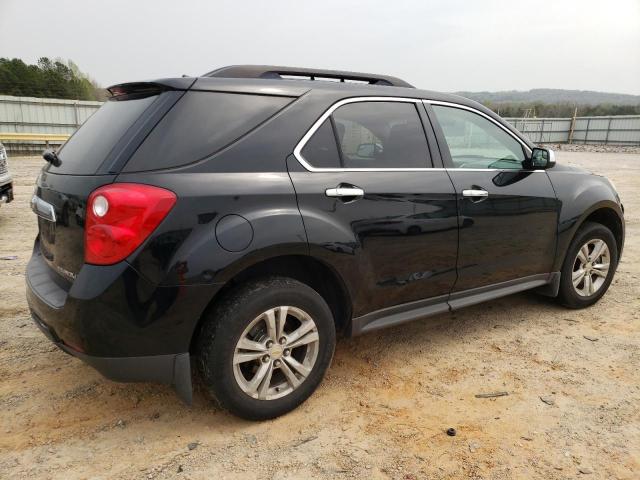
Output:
[[43, 149, 61, 167]]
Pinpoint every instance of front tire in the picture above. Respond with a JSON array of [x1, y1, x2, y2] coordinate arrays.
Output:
[[557, 222, 618, 308], [197, 277, 336, 420]]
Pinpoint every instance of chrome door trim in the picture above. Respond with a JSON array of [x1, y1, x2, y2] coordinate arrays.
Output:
[[451, 168, 543, 172], [292, 96, 536, 173]]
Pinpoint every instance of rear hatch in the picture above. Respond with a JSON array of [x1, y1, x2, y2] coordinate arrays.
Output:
[[33, 83, 189, 283]]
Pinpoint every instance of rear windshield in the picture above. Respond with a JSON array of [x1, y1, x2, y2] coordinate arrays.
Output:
[[53, 95, 158, 175], [123, 91, 293, 172]]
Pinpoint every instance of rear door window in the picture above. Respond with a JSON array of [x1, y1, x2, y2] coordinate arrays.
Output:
[[332, 102, 431, 169], [53, 94, 158, 175], [124, 92, 293, 172], [299, 101, 432, 170]]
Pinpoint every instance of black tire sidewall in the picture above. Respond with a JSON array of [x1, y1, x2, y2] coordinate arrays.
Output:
[[197, 277, 336, 420], [558, 222, 618, 308]]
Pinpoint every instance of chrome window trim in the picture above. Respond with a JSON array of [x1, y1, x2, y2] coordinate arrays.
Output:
[[292, 96, 536, 173]]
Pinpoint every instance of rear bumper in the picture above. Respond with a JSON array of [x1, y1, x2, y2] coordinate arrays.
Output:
[[31, 310, 193, 402], [26, 238, 221, 403]]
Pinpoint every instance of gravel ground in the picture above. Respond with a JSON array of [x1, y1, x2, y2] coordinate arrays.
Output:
[[542, 144, 640, 154], [0, 153, 638, 479]]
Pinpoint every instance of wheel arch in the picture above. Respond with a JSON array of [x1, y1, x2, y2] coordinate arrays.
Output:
[[554, 200, 624, 271], [189, 254, 353, 353], [582, 206, 624, 255]]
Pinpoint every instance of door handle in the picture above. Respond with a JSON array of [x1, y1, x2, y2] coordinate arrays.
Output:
[[462, 189, 489, 199], [325, 186, 365, 199]]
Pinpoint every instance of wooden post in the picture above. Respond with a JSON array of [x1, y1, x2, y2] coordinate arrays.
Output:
[[568, 107, 577, 144]]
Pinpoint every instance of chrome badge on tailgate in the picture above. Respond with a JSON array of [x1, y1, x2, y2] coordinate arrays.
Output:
[[31, 195, 57, 223]]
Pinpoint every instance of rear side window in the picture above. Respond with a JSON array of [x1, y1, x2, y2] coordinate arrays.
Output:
[[124, 92, 292, 172], [54, 95, 158, 175]]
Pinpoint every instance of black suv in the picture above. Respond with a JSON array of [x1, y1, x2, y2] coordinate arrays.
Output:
[[27, 66, 625, 420]]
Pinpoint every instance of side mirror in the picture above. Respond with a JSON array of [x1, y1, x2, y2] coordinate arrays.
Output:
[[528, 147, 556, 169]]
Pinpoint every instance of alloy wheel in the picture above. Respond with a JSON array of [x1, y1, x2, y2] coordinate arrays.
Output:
[[232, 306, 320, 400], [572, 238, 611, 297]]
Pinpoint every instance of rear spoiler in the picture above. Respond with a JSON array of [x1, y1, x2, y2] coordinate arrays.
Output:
[[107, 78, 197, 98], [204, 65, 414, 88]]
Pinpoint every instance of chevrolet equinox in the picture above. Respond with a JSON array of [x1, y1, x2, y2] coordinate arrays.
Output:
[[27, 65, 625, 420]]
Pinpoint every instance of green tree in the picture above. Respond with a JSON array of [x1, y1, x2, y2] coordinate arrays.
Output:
[[485, 101, 640, 118], [0, 57, 102, 100]]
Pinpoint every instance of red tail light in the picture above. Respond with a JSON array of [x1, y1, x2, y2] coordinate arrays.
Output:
[[85, 183, 176, 265]]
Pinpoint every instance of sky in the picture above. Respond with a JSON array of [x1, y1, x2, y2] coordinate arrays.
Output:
[[1, 0, 639, 94]]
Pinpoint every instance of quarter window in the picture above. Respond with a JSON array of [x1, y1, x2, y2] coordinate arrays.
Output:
[[300, 119, 341, 168], [124, 92, 293, 172], [432, 105, 526, 170]]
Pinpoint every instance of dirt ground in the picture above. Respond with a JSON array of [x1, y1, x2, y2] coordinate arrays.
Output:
[[0, 152, 638, 480]]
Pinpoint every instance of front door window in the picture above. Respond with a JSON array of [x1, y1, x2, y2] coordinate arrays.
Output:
[[432, 105, 526, 170]]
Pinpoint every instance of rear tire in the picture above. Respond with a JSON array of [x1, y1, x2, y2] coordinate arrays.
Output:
[[197, 276, 336, 420], [557, 222, 618, 308]]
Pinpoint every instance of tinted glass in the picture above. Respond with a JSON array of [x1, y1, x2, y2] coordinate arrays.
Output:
[[432, 105, 525, 169], [300, 119, 341, 168], [332, 102, 430, 168], [54, 95, 157, 174], [124, 92, 292, 172]]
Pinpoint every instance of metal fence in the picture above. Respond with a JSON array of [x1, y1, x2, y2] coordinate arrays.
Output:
[[0, 95, 102, 153], [505, 116, 640, 145], [1, 95, 639, 154], [0, 95, 102, 133]]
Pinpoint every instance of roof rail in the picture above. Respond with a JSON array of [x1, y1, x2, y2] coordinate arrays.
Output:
[[203, 65, 414, 88]]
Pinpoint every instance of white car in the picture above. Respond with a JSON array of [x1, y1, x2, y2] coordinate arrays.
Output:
[[0, 142, 14, 207]]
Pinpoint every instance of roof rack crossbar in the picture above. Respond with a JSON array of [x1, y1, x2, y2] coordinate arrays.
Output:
[[203, 65, 414, 88]]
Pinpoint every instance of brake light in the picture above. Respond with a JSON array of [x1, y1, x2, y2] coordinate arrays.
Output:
[[85, 183, 176, 265]]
